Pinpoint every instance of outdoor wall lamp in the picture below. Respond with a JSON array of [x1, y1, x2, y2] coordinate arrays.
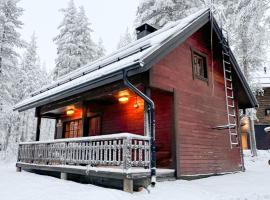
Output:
[[118, 96, 129, 103], [66, 109, 75, 116]]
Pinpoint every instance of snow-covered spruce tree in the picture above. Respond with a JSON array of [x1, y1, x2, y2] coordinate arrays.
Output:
[[53, 0, 105, 79], [95, 38, 105, 59], [19, 33, 48, 96], [135, 0, 205, 28], [117, 27, 133, 49], [53, 0, 80, 79], [15, 33, 51, 142], [0, 0, 25, 156], [76, 6, 97, 65], [221, 0, 270, 90]]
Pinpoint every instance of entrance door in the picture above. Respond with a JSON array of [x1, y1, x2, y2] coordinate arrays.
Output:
[[88, 115, 101, 136], [151, 89, 174, 168]]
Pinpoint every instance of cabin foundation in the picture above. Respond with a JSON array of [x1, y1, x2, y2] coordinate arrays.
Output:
[[16, 167, 21, 172], [60, 172, 68, 180]]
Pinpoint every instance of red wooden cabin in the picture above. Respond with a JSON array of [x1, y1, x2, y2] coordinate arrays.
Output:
[[14, 9, 257, 192]]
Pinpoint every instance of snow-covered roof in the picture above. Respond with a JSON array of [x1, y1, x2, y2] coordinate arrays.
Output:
[[14, 8, 257, 111], [253, 67, 270, 88], [14, 8, 210, 111]]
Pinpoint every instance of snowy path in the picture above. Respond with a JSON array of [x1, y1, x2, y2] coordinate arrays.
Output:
[[0, 151, 269, 200]]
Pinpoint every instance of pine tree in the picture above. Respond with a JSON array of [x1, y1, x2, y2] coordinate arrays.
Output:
[[76, 6, 97, 66], [135, 0, 205, 28], [95, 38, 106, 59], [20, 33, 46, 96], [53, 0, 106, 79], [0, 0, 25, 153], [53, 0, 80, 79], [0, 0, 25, 105], [210, 0, 270, 90], [117, 28, 133, 49], [15, 33, 52, 142]]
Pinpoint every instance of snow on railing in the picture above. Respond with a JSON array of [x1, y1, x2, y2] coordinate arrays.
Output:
[[17, 133, 151, 170]]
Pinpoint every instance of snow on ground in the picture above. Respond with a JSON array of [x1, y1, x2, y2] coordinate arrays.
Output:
[[0, 150, 269, 200]]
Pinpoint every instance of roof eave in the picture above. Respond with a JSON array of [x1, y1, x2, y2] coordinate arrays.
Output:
[[14, 63, 144, 112]]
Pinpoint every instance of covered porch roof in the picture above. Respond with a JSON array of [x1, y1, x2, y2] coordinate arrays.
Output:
[[14, 8, 257, 112]]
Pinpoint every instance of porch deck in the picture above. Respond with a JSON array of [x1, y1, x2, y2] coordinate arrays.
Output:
[[16, 162, 175, 180], [16, 133, 175, 192]]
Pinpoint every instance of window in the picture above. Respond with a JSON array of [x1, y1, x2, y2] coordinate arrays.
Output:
[[265, 109, 270, 116], [192, 49, 208, 81], [64, 119, 82, 138]]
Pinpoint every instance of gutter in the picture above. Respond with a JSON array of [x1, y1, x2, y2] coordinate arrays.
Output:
[[123, 68, 157, 187]]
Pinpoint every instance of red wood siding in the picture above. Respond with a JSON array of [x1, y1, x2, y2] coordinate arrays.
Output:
[[90, 94, 145, 135], [150, 24, 242, 177]]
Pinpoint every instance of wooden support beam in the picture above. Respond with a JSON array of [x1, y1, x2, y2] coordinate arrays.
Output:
[[82, 101, 88, 137], [123, 178, 133, 193], [35, 116, 41, 141], [16, 167, 21, 172], [35, 108, 41, 141], [60, 172, 68, 180]]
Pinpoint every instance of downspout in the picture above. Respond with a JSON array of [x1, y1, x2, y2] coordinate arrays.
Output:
[[123, 68, 156, 186]]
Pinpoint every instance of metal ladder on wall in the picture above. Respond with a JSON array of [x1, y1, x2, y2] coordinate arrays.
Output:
[[210, 8, 240, 149], [222, 37, 239, 148]]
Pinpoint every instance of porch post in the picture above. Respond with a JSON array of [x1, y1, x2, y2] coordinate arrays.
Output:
[[35, 108, 41, 141], [36, 116, 41, 141], [82, 101, 88, 137], [144, 88, 150, 136]]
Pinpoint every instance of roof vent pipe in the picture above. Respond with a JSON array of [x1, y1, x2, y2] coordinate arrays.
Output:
[[135, 23, 157, 40]]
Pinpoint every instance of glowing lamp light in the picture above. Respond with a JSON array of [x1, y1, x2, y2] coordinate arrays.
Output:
[[118, 96, 129, 103], [241, 116, 249, 133], [66, 109, 75, 116], [134, 96, 140, 108], [134, 102, 140, 108]]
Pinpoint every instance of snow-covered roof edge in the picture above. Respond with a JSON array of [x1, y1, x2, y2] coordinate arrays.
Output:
[[14, 8, 257, 111]]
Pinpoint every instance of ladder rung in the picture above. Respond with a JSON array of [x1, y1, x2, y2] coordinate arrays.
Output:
[[225, 69, 231, 73], [228, 104, 235, 108], [226, 78, 232, 82], [227, 95, 234, 99], [223, 52, 230, 56], [231, 142, 239, 145], [227, 87, 233, 90], [224, 61, 231, 65], [230, 132, 238, 136], [229, 111, 236, 115], [228, 114, 236, 117]]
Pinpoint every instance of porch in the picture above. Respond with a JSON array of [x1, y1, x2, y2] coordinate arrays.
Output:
[[16, 72, 175, 192], [16, 133, 175, 192]]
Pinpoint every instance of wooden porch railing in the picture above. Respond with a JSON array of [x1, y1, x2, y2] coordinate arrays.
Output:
[[17, 133, 151, 170]]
